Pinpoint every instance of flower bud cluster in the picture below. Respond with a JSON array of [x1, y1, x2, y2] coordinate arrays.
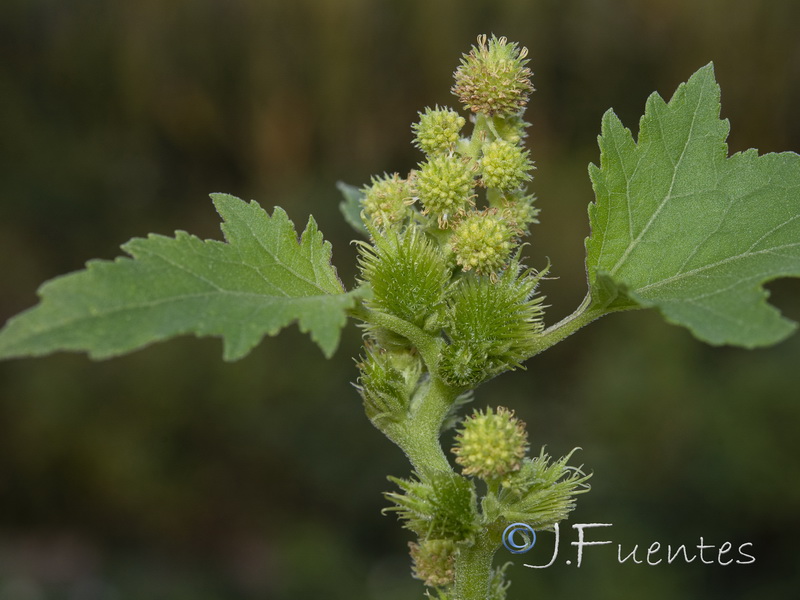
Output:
[[346, 36, 590, 596], [352, 35, 546, 393]]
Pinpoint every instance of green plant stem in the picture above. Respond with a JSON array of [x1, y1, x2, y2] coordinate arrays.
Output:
[[525, 293, 632, 359], [400, 377, 459, 474], [452, 533, 497, 600], [356, 307, 459, 473], [461, 113, 492, 160], [363, 309, 445, 375]]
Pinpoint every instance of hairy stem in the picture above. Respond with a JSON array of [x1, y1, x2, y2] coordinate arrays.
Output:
[[400, 377, 459, 474], [453, 534, 497, 600], [357, 307, 460, 473], [363, 309, 445, 375], [526, 293, 632, 358]]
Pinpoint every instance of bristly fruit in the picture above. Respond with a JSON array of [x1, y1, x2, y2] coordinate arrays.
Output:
[[357, 227, 452, 332], [494, 448, 591, 531], [356, 346, 423, 427], [440, 263, 546, 387], [384, 470, 478, 541]]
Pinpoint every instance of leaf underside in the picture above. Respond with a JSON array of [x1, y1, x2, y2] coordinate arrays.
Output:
[[0, 194, 356, 361], [587, 63, 800, 348]]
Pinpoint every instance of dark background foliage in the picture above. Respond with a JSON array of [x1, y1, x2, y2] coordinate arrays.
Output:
[[1, 1, 799, 598]]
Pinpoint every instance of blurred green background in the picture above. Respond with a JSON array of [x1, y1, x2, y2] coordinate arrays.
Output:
[[1, 1, 799, 598]]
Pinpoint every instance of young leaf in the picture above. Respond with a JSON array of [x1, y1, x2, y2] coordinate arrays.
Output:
[[0, 194, 357, 361], [337, 181, 370, 236], [586, 64, 800, 348]]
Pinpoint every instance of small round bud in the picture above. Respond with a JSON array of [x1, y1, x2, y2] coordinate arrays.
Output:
[[416, 155, 476, 226], [409, 539, 457, 588], [412, 106, 466, 155], [452, 406, 529, 480], [481, 139, 534, 190], [361, 173, 414, 228], [494, 114, 530, 145], [496, 191, 539, 234], [452, 34, 534, 116], [449, 209, 518, 274]]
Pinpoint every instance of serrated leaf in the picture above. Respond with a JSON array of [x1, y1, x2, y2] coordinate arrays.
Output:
[[586, 64, 800, 347], [0, 193, 357, 361]]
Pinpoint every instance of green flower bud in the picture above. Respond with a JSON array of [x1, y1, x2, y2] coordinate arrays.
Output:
[[493, 114, 530, 145], [495, 191, 539, 234], [449, 209, 518, 275], [452, 34, 534, 116], [452, 407, 529, 480], [409, 539, 457, 588], [481, 139, 534, 190], [416, 154, 476, 227], [361, 173, 414, 228], [413, 106, 466, 155]]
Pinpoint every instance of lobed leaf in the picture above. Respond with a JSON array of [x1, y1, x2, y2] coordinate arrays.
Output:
[[0, 193, 357, 361], [586, 64, 800, 347]]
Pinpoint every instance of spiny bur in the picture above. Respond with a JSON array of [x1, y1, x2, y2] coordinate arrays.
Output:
[[357, 228, 451, 332], [495, 449, 591, 531], [357, 346, 422, 426], [384, 471, 478, 541], [441, 264, 545, 387]]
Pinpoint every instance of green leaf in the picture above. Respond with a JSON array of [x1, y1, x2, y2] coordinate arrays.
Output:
[[586, 63, 800, 348], [337, 181, 369, 236], [0, 193, 358, 361]]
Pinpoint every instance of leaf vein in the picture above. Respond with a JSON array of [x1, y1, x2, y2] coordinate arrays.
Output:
[[609, 83, 706, 275]]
